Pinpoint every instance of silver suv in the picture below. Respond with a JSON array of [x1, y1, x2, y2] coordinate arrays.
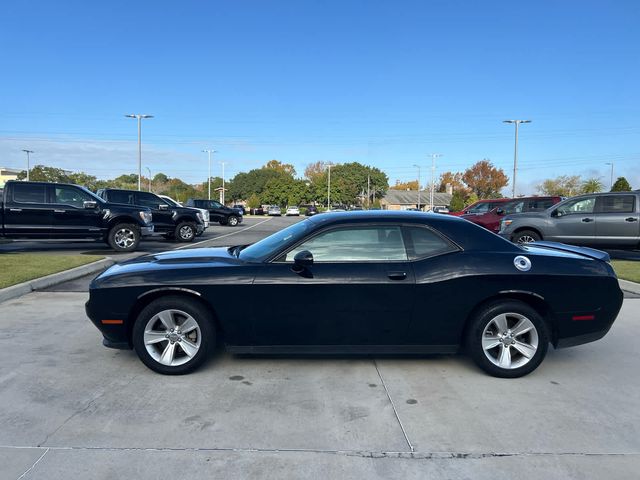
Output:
[[499, 192, 640, 248]]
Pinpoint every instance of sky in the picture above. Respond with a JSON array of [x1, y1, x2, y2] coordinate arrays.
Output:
[[1, 0, 638, 195]]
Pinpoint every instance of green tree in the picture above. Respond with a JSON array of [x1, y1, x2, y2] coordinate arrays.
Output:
[[246, 193, 261, 209], [229, 167, 290, 200], [462, 160, 508, 198], [17, 165, 72, 183], [611, 177, 632, 192], [449, 191, 467, 212], [312, 162, 388, 206], [581, 178, 603, 194], [537, 175, 582, 196], [264, 159, 296, 177]]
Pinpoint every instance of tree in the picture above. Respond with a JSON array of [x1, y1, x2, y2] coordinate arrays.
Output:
[[537, 175, 582, 196], [437, 171, 469, 195], [311, 162, 388, 206], [449, 191, 467, 212], [153, 173, 169, 184], [581, 178, 603, 194], [611, 177, 632, 192], [304, 161, 326, 183], [264, 159, 296, 177], [462, 160, 508, 198], [229, 168, 290, 200], [17, 165, 72, 183], [393, 180, 419, 190], [246, 194, 261, 209]]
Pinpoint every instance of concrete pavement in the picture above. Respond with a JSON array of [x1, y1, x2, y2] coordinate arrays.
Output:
[[1, 291, 638, 479]]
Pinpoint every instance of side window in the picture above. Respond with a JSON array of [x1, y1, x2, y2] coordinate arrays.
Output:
[[210, 201, 223, 208], [527, 199, 554, 211], [404, 226, 457, 260], [136, 192, 163, 209], [467, 203, 490, 214], [285, 226, 408, 262], [109, 190, 135, 205], [54, 186, 92, 208], [12, 184, 47, 204], [504, 201, 524, 214], [556, 197, 595, 216], [599, 195, 635, 214]]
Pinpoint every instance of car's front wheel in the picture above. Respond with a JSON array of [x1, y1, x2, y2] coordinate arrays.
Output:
[[466, 300, 549, 378], [227, 215, 239, 226], [175, 222, 196, 242], [512, 230, 541, 245], [132, 296, 215, 374], [107, 223, 140, 252]]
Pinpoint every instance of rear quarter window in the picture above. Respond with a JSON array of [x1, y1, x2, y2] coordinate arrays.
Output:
[[404, 226, 458, 260], [599, 195, 635, 213], [12, 184, 47, 204]]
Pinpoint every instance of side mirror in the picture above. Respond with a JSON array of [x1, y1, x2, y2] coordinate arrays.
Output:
[[83, 201, 98, 209], [496, 208, 505, 216], [158, 204, 169, 211], [293, 250, 314, 268], [551, 209, 559, 217]]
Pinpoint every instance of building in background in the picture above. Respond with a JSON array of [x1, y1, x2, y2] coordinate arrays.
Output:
[[381, 189, 452, 211], [0, 167, 21, 188]]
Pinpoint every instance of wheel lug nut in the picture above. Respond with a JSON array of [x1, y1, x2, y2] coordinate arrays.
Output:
[[165, 334, 169, 338]]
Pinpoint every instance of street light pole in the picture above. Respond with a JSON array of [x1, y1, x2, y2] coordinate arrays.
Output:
[[325, 163, 334, 210], [606, 162, 614, 190], [146, 167, 152, 192], [428, 154, 441, 211], [413, 164, 421, 210], [22, 149, 34, 181], [503, 119, 531, 198], [125, 114, 154, 191], [202, 149, 216, 200]]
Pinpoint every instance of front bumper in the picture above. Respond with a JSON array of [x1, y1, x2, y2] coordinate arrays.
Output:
[[85, 298, 131, 350], [196, 223, 206, 235], [140, 225, 154, 236]]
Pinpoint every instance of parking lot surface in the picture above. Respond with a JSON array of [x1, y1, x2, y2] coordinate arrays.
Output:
[[1, 215, 639, 479]]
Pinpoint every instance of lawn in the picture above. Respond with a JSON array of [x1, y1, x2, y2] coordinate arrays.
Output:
[[0, 254, 104, 289], [611, 260, 640, 283]]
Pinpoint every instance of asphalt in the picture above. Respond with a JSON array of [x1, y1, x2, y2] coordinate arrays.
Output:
[[1, 214, 640, 479]]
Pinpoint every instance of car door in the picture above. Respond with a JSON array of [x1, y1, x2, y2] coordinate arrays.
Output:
[[593, 194, 639, 246], [135, 192, 174, 232], [250, 224, 416, 347], [206, 200, 225, 222], [547, 196, 597, 245], [50, 185, 103, 238], [3, 183, 52, 237]]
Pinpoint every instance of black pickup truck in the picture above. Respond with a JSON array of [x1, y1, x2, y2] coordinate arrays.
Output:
[[0, 181, 154, 252], [97, 189, 205, 242], [186, 198, 243, 226]]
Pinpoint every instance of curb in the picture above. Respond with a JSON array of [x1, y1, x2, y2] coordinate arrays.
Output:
[[0, 258, 115, 304], [619, 278, 640, 295]]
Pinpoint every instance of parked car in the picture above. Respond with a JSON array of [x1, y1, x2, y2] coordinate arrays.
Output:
[[158, 195, 210, 234], [186, 199, 243, 227], [305, 205, 319, 216], [267, 205, 281, 216], [499, 192, 640, 247], [285, 206, 300, 216], [449, 198, 511, 216], [250, 207, 265, 216], [0, 181, 153, 252], [86, 211, 623, 378], [462, 196, 562, 233], [97, 189, 204, 242], [232, 204, 246, 215], [432, 206, 450, 214]]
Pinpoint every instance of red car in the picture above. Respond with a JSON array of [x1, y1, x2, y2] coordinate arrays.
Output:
[[461, 196, 562, 233], [449, 198, 511, 216]]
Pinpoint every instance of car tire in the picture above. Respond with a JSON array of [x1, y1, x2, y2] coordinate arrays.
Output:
[[175, 222, 196, 242], [107, 223, 140, 252], [512, 230, 541, 245], [227, 215, 239, 226], [466, 300, 549, 378], [132, 296, 215, 375]]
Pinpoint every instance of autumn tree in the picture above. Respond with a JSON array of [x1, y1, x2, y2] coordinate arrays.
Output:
[[462, 160, 508, 198], [393, 180, 419, 190], [537, 175, 582, 196], [264, 159, 296, 177], [611, 177, 632, 192], [304, 161, 326, 183], [437, 171, 469, 195]]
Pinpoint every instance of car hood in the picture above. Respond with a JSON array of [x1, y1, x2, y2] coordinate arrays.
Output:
[[91, 247, 244, 286]]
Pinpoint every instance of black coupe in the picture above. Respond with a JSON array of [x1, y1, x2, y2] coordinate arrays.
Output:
[[86, 211, 623, 377]]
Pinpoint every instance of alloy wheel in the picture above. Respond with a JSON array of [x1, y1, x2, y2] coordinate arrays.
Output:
[[114, 228, 136, 249], [143, 309, 202, 367], [481, 312, 539, 369], [179, 225, 194, 240], [517, 235, 537, 244]]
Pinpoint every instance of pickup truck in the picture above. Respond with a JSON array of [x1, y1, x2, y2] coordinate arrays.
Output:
[[97, 189, 205, 242], [499, 191, 640, 248], [186, 199, 243, 226], [0, 181, 154, 252]]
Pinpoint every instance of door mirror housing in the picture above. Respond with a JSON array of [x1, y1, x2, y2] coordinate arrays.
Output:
[[83, 201, 98, 209], [293, 250, 314, 268], [551, 209, 559, 218], [158, 204, 169, 211], [496, 208, 505, 216]]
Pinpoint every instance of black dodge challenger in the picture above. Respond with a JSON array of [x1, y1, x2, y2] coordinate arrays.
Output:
[[86, 211, 623, 377]]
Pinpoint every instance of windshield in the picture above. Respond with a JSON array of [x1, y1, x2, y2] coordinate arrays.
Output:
[[239, 219, 312, 262]]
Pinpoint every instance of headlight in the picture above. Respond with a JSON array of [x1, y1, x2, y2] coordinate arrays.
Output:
[[196, 212, 204, 223], [500, 219, 513, 231], [139, 211, 152, 224], [202, 210, 210, 221]]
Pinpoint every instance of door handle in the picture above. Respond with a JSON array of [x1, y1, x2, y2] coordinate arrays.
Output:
[[581, 217, 594, 223], [9, 208, 22, 212], [625, 217, 638, 222], [54, 209, 66, 213], [387, 271, 407, 280]]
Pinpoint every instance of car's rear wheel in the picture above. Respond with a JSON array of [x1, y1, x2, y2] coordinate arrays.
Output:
[[175, 222, 196, 242], [227, 215, 239, 226], [132, 296, 214, 375], [107, 223, 140, 252], [512, 230, 541, 245], [466, 300, 549, 378]]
